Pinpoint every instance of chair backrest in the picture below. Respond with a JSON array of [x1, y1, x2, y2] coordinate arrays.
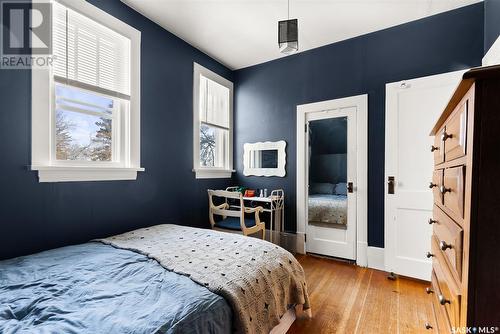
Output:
[[207, 189, 244, 219], [207, 189, 265, 238], [225, 186, 239, 193], [210, 189, 242, 200]]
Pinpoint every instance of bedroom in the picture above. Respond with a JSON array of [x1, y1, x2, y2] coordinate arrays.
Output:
[[1, 0, 500, 333]]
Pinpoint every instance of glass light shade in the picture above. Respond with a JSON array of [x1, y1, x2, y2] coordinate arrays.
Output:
[[278, 19, 298, 54]]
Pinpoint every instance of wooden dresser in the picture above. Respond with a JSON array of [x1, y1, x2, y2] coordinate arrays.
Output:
[[426, 65, 500, 333]]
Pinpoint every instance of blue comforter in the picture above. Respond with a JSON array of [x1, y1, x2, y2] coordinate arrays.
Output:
[[0, 243, 232, 334]]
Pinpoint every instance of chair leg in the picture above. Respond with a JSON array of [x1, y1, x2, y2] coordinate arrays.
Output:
[[261, 227, 266, 240]]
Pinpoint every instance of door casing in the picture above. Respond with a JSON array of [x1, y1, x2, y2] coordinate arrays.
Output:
[[296, 95, 368, 266]]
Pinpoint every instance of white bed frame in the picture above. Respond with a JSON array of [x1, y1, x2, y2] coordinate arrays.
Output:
[[270, 307, 297, 334]]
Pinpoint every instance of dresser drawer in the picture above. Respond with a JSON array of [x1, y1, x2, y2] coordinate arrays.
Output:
[[442, 166, 465, 220], [432, 170, 443, 205], [433, 129, 444, 165], [443, 101, 467, 162], [432, 238, 461, 330], [432, 205, 463, 282], [429, 271, 452, 333]]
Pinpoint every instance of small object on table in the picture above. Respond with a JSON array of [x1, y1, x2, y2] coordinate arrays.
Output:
[[244, 189, 256, 197], [264, 189, 268, 197], [259, 189, 264, 197]]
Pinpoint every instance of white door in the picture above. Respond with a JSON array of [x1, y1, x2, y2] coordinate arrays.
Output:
[[385, 70, 465, 280], [305, 108, 357, 260]]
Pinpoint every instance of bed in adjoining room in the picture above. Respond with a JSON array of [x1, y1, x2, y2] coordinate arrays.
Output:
[[0, 224, 310, 334]]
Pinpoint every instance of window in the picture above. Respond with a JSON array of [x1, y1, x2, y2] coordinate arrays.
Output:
[[31, 0, 142, 182], [193, 63, 234, 179], [54, 84, 117, 162]]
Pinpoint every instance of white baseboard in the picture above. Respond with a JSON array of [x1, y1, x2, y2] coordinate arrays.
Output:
[[367, 246, 385, 271]]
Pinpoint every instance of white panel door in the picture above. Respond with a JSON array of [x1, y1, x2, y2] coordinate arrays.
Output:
[[306, 107, 357, 260], [384, 70, 465, 280]]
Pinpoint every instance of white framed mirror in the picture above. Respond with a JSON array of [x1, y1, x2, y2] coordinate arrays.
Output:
[[243, 141, 286, 177]]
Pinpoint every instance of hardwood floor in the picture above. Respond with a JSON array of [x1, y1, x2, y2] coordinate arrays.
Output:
[[289, 254, 434, 334]]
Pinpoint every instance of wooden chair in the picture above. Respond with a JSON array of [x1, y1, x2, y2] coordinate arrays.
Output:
[[208, 189, 265, 239]]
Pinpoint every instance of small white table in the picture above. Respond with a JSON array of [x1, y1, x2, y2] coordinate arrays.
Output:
[[228, 189, 285, 244]]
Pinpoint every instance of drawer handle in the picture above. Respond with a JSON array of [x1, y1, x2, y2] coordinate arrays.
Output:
[[439, 185, 451, 194], [441, 131, 453, 141], [429, 182, 438, 189], [431, 145, 439, 152], [428, 218, 437, 225], [440, 240, 453, 251], [425, 323, 433, 330], [438, 294, 451, 305], [425, 287, 434, 294], [426, 251, 434, 258]]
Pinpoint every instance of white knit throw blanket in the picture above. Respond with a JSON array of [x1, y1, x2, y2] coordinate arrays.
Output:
[[97, 224, 310, 334]]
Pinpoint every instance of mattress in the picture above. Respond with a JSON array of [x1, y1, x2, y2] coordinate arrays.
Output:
[[0, 242, 232, 334], [308, 194, 348, 225]]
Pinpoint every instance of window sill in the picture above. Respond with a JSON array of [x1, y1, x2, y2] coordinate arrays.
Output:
[[193, 168, 234, 179], [31, 165, 145, 183]]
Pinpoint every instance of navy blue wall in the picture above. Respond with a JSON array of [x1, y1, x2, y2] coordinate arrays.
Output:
[[0, 0, 233, 260], [233, 4, 484, 247], [484, 0, 500, 53]]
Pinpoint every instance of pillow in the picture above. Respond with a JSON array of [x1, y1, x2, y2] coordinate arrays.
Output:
[[310, 183, 335, 195], [335, 182, 348, 195]]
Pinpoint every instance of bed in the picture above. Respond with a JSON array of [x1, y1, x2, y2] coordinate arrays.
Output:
[[0, 224, 310, 334], [308, 194, 347, 226]]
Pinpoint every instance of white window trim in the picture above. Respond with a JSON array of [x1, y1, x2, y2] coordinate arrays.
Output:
[[31, 0, 143, 182], [192, 62, 234, 179]]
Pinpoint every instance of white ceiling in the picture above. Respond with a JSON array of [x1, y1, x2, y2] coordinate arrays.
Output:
[[121, 0, 482, 70]]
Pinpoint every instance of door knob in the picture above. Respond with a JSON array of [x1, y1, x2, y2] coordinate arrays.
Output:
[[425, 287, 434, 294], [347, 182, 354, 193], [426, 251, 434, 258], [431, 145, 439, 152], [429, 182, 437, 189], [425, 323, 433, 330]]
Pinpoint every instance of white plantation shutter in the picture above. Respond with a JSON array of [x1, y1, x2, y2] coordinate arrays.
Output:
[[199, 75, 230, 129], [52, 3, 66, 76], [53, 2, 131, 98]]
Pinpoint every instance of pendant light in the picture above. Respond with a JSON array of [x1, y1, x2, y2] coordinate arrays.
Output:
[[278, 0, 298, 54]]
